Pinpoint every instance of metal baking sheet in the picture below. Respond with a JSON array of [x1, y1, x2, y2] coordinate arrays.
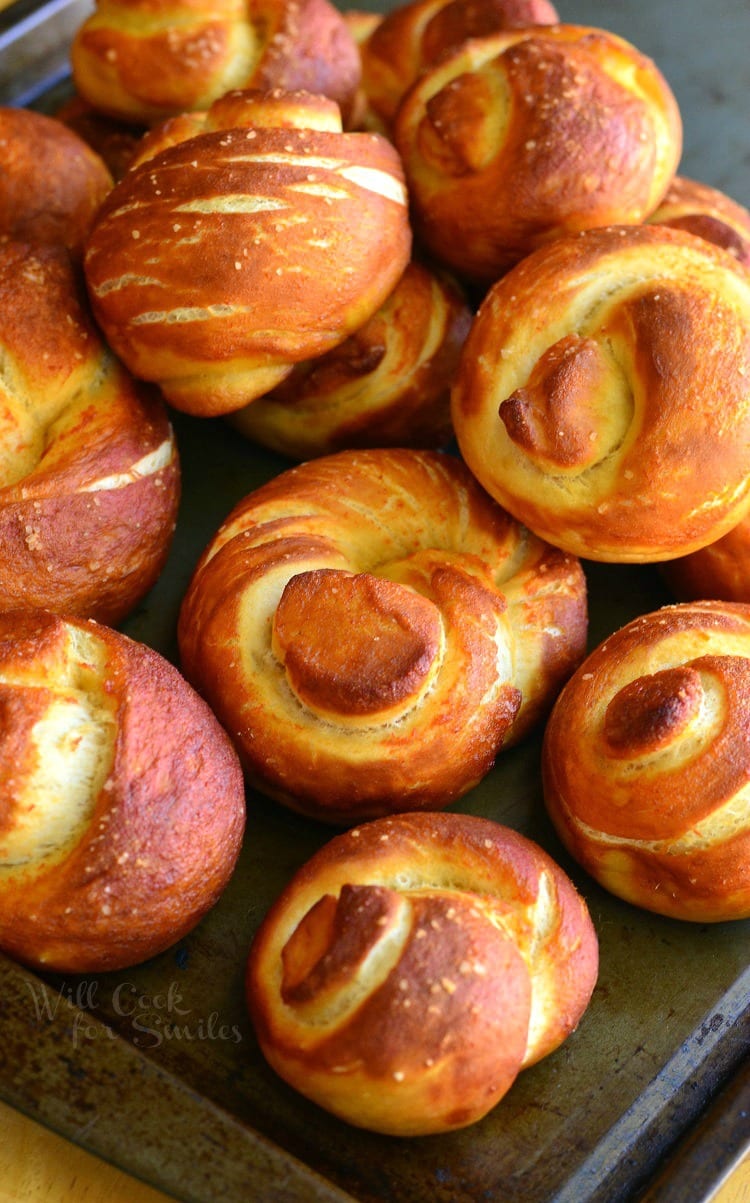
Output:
[[0, 1, 749, 1200]]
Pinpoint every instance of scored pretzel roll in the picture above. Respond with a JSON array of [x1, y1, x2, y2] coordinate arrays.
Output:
[[452, 224, 750, 563], [360, 0, 558, 128], [178, 448, 587, 824], [660, 515, 750, 604], [647, 175, 750, 269], [543, 601, 750, 923], [83, 89, 412, 417], [393, 24, 682, 283], [0, 239, 179, 625], [0, 106, 112, 259], [70, 0, 362, 128], [247, 811, 599, 1136], [228, 259, 473, 459], [0, 609, 245, 973]]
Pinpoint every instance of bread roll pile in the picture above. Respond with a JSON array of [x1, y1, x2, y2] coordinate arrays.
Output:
[[70, 0, 362, 126], [1, 0, 748, 1142], [228, 259, 473, 457], [83, 88, 413, 416]]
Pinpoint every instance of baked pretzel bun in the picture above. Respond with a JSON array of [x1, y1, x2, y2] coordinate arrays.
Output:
[[394, 24, 682, 282], [247, 811, 598, 1136], [56, 93, 146, 182], [452, 224, 750, 563], [178, 448, 587, 824], [83, 90, 412, 417], [0, 609, 245, 973], [70, 0, 361, 128], [0, 240, 179, 625], [647, 175, 750, 268], [660, 515, 750, 604], [228, 260, 473, 458], [543, 601, 750, 922], [0, 106, 112, 259], [360, 0, 558, 127], [341, 9, 386, 134]]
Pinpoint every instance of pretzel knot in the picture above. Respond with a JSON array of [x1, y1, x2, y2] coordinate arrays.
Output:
[[178, 447, 587, 823], [247, 811, 598, 1135], [0, 610, 245, 972], [543, 600, 750, 921]]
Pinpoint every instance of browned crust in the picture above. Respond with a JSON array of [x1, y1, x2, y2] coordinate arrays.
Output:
[[360, 0, 558, 125], [0, 106, 113, 258], [648, 175, 750, 269], [394, 24, 682, 281], [229, 259, 473, 458], [0, 240, 179, 624], [542, 601, 750, 921], [71, 0, 361, 127], [247, 811, 598, 1135], [0, 609, 246, 972], [178, 447, 587, 822], [452, 224, 750, 562], [84, 104, 412, 416]]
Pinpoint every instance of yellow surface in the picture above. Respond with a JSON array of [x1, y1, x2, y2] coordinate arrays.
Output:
[[717, 1157, 750, 1203], [0, 1101, 173, 1203], [1, 1097, 749, 1203]]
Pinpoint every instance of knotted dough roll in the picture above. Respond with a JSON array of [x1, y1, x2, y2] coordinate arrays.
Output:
[[229, 259, 473, 458], [452, 224, 750, 562], [359, 0, 558, 128], [84, 89, 412, 416], [56, 93, 146, 182], [0, 609, 245, 973], [0, 239, 179, 625], [543, 601, 750, 922], [660, 516, 750, 604], [0, 106, 112, 259], [394, 24, 682, 282], [647, 175, 750, 269], [71, 0, 362, 127], [178, 448, 587, 823], [247, 811, 598, 1135]]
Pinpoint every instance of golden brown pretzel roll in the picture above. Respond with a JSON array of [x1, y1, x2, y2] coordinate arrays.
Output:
[[394, 24, 682, 282], [452, 224, 750, 563], [228, 260, 473, 458], [360, 0, 558, 127], [56, 93, 146, 182], [247, 811, 598, 1136], [0, 106, 112, 259], [71, 0, 361, 128], [0, 239, 179, 625], [647, 175, 750, 268], [543, 601, 750, 922], [123, 87, 346, 173], [84, 90, 412, 417], [341, 9, 386, 133], [178, 448, 587, 823], [0, 609, 245, 973], [660, 515, 750, 604]]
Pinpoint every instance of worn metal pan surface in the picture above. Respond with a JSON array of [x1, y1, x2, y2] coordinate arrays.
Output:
[[0, 1, 748, 1200]]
